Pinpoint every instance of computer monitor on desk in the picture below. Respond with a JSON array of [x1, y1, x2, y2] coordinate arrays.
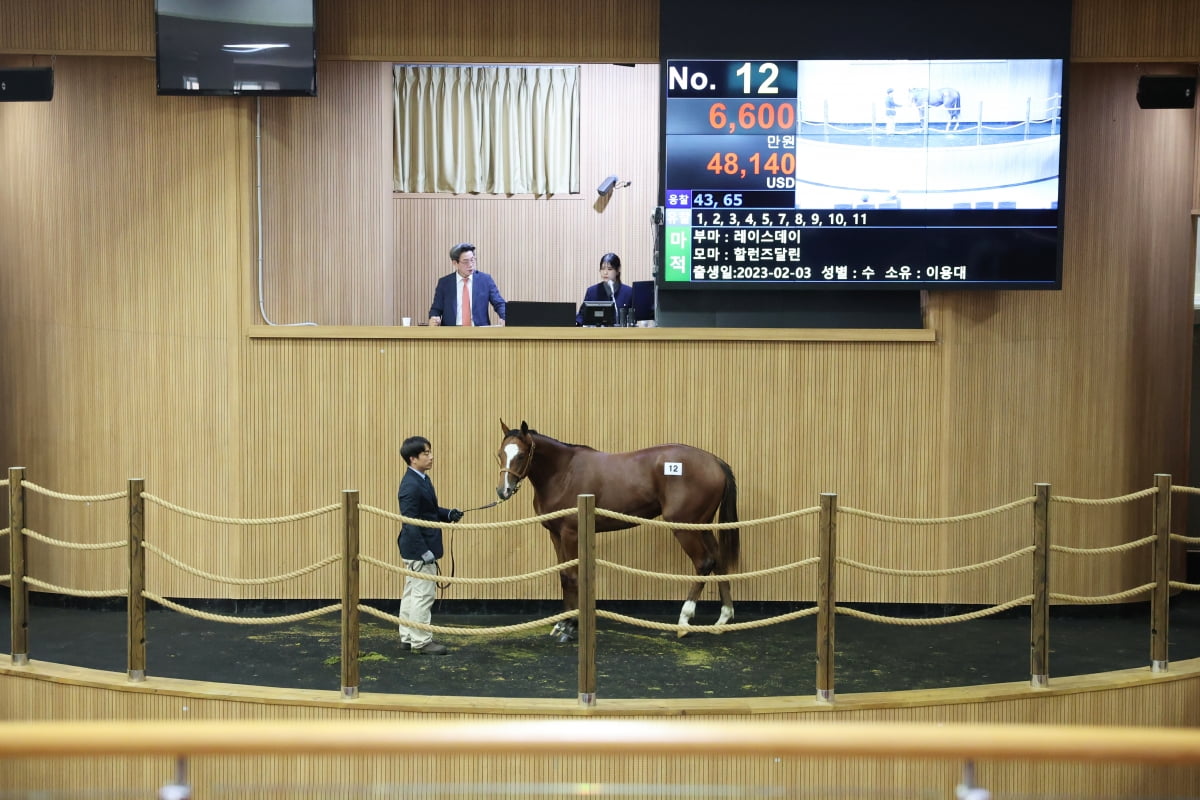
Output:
[[505, 301, 576, 327], [581, 300, 616, 327]]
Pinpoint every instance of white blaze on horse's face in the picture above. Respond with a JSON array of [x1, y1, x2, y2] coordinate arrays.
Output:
[[497, 441, 523, 499]]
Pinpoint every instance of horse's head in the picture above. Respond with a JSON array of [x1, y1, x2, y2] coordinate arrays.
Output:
[[496, 419, 535, 500]]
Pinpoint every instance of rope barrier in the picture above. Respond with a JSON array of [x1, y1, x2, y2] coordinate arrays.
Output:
[[359, 554, 578, 584], [21, 527, 127, 551], [21, 481, 125, 503], [1051, 536, 1155, 555], [1050, 584, 1156, 604], [142, 541, 341, 585], [837, 546, 1034, 577], [836, 596, 1035, 625], [597, 505, 820, 530], [596, 606, 820, 633], [1170, 533, 1200, 545], [1169, 581, 1200, 591], [359, 604, 578, 635], [143, 592, 342, 624], [1051, 487, 1158, 506], [359, 503, 575, 529], [840, 496, 1034, 525], [23, 576, 126, 598], [1172, 486, 1200, 496], [141, 493, 340, 526], [597, 557, 819, 582]]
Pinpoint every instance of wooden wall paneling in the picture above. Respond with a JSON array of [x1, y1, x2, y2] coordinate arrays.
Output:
[[260, 61, 395, 327], [1072, 0, 1200, 61], [0, 0, 152, 56], [318, 0, 657, 64], [0, 56, 253, 595]]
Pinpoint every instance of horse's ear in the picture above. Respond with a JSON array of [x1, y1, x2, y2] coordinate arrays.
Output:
[[520, 421, 529, 435], [500, 418, 509, 435]]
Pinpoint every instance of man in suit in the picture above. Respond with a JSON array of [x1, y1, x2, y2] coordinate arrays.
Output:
[[428, 242, 506, 326], [396, 435, 463, 655]]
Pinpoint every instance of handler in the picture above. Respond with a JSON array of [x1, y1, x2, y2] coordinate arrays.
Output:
[[396, 435, 463, 655]]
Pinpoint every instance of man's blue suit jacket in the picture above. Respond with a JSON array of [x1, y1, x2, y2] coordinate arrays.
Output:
[[429, 271, 506, 326]]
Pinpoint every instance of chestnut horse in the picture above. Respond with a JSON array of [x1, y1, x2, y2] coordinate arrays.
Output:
[[495, 420, 739, 642]]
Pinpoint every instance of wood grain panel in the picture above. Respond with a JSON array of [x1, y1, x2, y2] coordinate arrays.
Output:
[[3, 661, 1200, 796], [1073, 0, 1200, 61], [4, 1, 1200, 64]]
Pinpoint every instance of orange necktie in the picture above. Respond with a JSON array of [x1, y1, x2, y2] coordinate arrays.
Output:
[[461, 279, 472, 326]]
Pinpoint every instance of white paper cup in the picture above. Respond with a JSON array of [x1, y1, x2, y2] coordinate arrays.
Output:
[[401, 317, 412, 326]]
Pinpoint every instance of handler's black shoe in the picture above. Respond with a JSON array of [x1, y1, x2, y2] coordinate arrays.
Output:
[[414, 642, 448, 655]]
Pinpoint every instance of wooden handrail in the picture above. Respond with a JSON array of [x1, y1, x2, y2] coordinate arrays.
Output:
[[2, 720, 1200, 764]]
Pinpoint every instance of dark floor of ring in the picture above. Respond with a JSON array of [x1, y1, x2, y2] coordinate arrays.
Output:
[[5, 591, 1200, 699]]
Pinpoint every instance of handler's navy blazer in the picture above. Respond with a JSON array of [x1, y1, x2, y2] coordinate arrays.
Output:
[[397, 468, 451, 561], [576, 281, 634, 326], [429, 271, 506, 326]]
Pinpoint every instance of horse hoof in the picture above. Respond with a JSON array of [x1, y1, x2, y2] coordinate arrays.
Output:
[[676, 629, 689, 639], [557, 633, 573, 644]]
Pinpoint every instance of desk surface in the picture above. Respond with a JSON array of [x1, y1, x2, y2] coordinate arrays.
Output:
[[247, 325, 936, 342]]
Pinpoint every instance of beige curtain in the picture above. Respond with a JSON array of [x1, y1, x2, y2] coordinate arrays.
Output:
[[393, 65, 580, 195]]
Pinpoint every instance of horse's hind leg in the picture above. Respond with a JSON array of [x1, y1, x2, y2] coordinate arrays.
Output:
[[673, 530, 732, 637]]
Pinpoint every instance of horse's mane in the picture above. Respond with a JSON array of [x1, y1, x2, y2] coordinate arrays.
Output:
[[512, 427, 597, 453]]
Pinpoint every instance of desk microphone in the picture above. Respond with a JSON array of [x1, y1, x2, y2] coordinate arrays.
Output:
[[606, 281, 618, 325]]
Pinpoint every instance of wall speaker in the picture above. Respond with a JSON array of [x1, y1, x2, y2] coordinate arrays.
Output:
[[0, 67, 54, 102], [1136, 75, 1196, 109]]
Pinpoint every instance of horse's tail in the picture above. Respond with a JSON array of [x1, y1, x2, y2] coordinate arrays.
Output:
[[717, 458, 740, 572]]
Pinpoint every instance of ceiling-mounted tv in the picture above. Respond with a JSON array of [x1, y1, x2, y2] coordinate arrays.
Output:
[[155, 0, 317, 97], [658, 0, 1072, 291]]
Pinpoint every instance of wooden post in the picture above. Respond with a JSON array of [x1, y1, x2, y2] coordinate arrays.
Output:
[[1151, 473, 1171, 672], [341, 490, 360, 699], [8, 467, 27, 665], [1030, 483, 1050, 687], [577, 494, 597, 706], [127, 478, 146, 681], [816, 492, 837, 703]]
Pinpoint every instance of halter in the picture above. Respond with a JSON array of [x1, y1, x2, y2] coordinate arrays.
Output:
[[496, 432, 537, 487]]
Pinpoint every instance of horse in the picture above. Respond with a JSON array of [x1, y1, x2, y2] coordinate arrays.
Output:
[[495, 420, 740, 642], [909, 87, 962, 131]]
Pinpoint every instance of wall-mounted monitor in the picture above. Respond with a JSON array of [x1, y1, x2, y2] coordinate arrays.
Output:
[[659, 0, 1072, 292], [155, 0, 317, 97]]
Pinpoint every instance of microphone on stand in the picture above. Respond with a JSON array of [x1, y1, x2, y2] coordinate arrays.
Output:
[[606, 281, 618, 325]]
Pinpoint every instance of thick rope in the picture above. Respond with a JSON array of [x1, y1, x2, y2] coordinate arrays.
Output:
[[840, 496, 1034, 525], [1169, 581, 1200, 591], [1050, 584, 1156, 604], [597, 506, 821, 530], [23, 576, 125, 598], [142, 541, 340, 585], [0, 574, 10, 584], [1051, 536, 1155, 555], [1051, 487, 1158, 506], [141, 493, 340, 526], [143, 591, 341, 624], [1172, 486, 1200, 495], [836, 596, 1035, 624], [596, 557, 819, 583], [837, 546, 1034, 577], [0, 527, 9, 537], [1170, 533, 1200, 545], [21, 481, 125, 503], [597, 606, 820, 633], [21, 527, 126, 551], [359, 604, 578, 635], [359, 504, 575, 529], [359, 553, 577, 584]]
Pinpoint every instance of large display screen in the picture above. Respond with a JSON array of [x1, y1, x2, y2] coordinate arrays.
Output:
[[662, 57, 1064, 289], [155, 0, 317, 97]]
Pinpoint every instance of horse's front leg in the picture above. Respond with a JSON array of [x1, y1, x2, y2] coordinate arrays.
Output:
[[550, 524, 579, 643]]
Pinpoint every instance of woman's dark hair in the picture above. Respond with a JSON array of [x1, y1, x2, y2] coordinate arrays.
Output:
[[599, 252, 622, 285]]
